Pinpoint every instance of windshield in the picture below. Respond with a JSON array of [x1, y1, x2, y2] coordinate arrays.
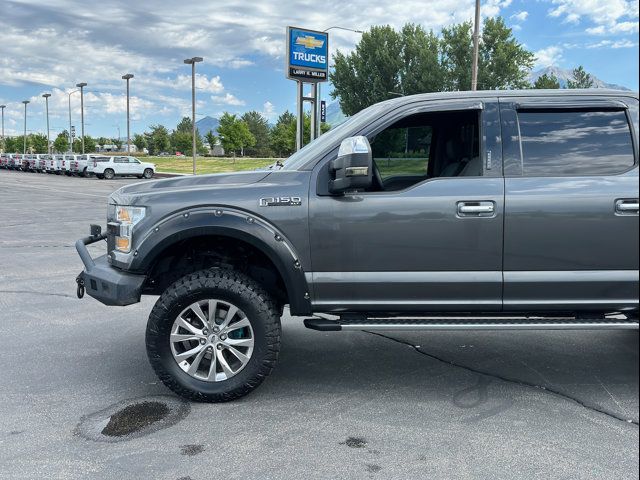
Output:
[[281, 101, 389, 170]]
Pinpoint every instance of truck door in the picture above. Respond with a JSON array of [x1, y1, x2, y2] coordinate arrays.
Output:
[[500, 96, 639, 313], [308, 99, 504, 313]]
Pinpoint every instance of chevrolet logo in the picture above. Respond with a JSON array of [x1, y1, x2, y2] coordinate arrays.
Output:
[[295, 36, 324, 49]]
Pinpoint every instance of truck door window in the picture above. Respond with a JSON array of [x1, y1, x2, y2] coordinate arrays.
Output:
[[369, 109, 481, 191], [517, 109, 635, 176]]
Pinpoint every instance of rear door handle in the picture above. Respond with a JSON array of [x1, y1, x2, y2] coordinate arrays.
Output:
[[615, 199, 639, 215], [457, 201, 495, 217]]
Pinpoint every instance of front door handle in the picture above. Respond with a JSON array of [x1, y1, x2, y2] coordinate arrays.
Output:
[[457, 201, 495, 217], [616, 199, 639, 215]]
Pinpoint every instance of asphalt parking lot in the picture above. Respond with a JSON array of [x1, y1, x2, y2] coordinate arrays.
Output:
[[0, 170, 638, 480]]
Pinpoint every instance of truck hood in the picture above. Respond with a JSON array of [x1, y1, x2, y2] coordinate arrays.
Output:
[[110, 171, 271, 204]]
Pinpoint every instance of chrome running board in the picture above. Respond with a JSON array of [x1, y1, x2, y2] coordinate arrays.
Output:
[[303, 316, 639, 332]]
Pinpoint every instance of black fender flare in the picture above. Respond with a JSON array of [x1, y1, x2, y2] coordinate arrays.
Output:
[[129, 206, 312, 316]]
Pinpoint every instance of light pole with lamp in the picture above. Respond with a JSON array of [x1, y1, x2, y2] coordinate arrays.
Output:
[[68, 89, 79, 153], [318, 26, 363, 137], [42, 93, 51, 154], [183, 57, 203, 175], [0, 105, 5, 152], [76, 82, 87, 153], [22, 100, 30, 154], [122, 73, 134, 152]]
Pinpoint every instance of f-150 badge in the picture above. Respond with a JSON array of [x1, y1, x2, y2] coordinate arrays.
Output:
[[259, 196, 302, 207]]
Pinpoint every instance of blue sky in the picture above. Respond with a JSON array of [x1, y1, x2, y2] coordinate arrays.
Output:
[[0, 0, 637, 138]]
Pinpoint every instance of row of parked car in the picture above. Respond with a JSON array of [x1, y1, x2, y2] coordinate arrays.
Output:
[[0, 153, 156, 179]]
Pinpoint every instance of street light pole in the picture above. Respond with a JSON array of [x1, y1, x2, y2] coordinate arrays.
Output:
[[471, 0, 481, 91], [0, 105, 5, 152], [68, 89, 79, 153], [76, 82, 87, 153], [42, 93, 51, 154], [183, 56, 203, 175], [22, 100, 30, 154], [122, 73, 134, 153]]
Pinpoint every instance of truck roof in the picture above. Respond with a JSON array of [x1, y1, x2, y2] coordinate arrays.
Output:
[[382, 88, 638, 107]]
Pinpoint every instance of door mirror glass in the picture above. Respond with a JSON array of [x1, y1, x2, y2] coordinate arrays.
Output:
[[329, 136, 373, 194]]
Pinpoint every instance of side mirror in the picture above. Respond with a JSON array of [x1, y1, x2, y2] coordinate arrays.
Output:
[[329, 136, 373, 194]]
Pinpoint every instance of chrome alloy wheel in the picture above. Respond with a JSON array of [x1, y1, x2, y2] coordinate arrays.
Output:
[[170, 300, 254, 382]]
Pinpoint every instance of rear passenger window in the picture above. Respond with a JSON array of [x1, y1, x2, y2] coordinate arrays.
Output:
[[518, 109, 635, 175]]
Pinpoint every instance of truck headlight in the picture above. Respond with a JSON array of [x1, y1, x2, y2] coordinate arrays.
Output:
[[114, 206, 145, 253]]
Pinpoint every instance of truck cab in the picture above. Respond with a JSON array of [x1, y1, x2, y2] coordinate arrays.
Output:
[[76, 90, 639, 402]]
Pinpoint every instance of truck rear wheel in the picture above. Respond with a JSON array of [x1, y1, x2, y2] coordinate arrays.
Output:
[[146, 269, 281, 402]]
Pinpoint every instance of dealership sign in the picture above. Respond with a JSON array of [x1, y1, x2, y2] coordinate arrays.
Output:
[[286, 26, 328, 82]]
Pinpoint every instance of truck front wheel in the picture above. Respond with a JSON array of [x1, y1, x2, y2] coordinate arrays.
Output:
[[146, 269, 281, 402]]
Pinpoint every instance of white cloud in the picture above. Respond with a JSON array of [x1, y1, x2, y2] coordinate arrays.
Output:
[[548, 0, 638, 34], [210, 93, 245, 106], [511, 11, 529, 22], [586, 21, 639, 34], [172, 74, 224, 94], [534, 45, 564, 67], [586, 39, 639, 48], [262, 101, 276, 121]]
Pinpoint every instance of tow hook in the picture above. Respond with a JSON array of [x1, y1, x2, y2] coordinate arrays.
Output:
[[76, 274, 85, 299]]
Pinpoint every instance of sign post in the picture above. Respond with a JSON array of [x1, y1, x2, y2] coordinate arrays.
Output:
[[286, 26, 328, 150]]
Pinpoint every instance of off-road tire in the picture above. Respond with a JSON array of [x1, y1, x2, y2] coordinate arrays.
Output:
[[146, 269, 281, 402]]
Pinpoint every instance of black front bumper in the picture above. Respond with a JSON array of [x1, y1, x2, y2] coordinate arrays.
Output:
[[76, 232, 146, 306]]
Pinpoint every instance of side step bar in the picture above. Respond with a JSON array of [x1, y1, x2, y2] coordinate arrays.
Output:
[[303, 317, 639, 332]]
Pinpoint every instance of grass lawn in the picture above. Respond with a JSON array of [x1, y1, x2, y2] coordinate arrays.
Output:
[[149, 156, 277, 174]]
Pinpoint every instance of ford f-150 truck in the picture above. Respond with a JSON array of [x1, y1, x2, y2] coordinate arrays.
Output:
[[76, 90, 639, 402]]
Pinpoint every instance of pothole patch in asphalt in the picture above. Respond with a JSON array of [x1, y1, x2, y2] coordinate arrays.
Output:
[[74, 395, 190, 442]]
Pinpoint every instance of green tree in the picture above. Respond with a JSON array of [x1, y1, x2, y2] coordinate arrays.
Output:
[[267, 111, 330, 156], [533, 73, 561, 89], [331, 18, 535, 115], [269, 111, 296, 157], [5, 136, 21, 153], [477, 17, 534, 89], [441, 22, 474, 91], [72, 135, 96, 153], [331, 25, 404, 116], [175, 116, 193, 133], [204, 131, 217, 151], [145, 124, 171, 155], [133, 133, 147, 151], [30, 133, 48, 153], [567, 65, 595, 89], [53, 131, 70, 153], [217, 113, 255, 156], [171, 117, 204, 155], [96, 136, 110, 147], [112, 138, 123, 150], [241, 111, 271, 157]]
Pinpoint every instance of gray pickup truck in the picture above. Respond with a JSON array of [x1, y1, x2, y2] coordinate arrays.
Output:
[[76, 89, 639, 402]]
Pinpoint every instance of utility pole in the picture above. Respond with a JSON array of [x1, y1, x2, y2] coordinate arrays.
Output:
[[183, 57, 203, 175], [122, 73, 134, 153], [76, 82, 87, 153], [471, 0, 481, 91], [22, 100, 30, 154], [42, 93, 51, 154]]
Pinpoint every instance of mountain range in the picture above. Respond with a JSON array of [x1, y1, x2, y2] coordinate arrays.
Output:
[[195, 116, 220, 135], [528, 66, 630, 90]]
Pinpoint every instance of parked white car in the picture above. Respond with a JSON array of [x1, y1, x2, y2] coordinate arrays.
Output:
[[90, 156, 155, 179]]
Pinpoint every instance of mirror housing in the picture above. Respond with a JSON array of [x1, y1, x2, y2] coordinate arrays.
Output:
[[329, 136, 373, 194]]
